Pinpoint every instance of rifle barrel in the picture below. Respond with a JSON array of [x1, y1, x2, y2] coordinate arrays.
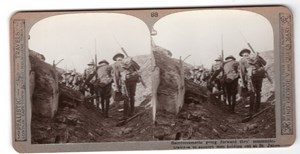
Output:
[[247, 43, 256, 53], [221, 34, 224, 62], [121, 47, 129, 57], [94, 39, 97, 67]]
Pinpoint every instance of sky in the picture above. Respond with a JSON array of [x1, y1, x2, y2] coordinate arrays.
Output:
[[152, 10, 274, 68], [29, 13, 151, 73], [29, 10, 273, 72]]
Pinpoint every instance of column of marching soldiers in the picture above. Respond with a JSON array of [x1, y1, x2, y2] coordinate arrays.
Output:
[[190, 48, 269, 117], [59, 48, 268, 120], [60, 52, 141, 120]]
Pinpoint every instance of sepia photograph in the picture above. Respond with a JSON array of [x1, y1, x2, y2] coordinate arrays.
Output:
[[151, 9, 275, 140], [10, 6, 295, 152], [28, 13, 153, 143]]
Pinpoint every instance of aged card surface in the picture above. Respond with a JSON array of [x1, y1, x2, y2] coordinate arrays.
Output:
[[11, 6, 295, 152]]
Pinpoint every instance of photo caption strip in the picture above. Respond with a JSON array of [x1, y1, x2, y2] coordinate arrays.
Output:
[[13, 19, 27, 141], [279, 13, 293, 135]]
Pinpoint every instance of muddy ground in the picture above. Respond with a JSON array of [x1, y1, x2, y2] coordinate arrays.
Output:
[[32, 91, 275, 144], [31, 95, 153, 144], [154, 95, 275, 140]]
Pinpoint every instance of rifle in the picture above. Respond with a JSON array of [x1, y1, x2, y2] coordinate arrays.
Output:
[[94, 39, 98, 70], [247, 73, 255, 93], [238, 60, 246, 88], [221, 34, 225, 76], [240, 32, 273, 84], [221, 34, 224, 65], [209, 35, 225, 83], [114, 36, 147, 88], [208, 35, 225, 84]]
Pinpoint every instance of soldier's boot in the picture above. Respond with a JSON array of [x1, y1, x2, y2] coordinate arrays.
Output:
[[248, 94, 255, 116], [129, 96, 135, 116], [231, 95, 236, 114], [227, 96, 232, 112], [222, 92, 227, 104], [100, 98, 105, 115], [231, 105, 235, 114], [228, 103, 232, 113], [87, 98, 94, 109], [254, 93, 261, 113], [123, 99, 130, 119], [227, 96, 232, 113], [105, 98, 111, 118]]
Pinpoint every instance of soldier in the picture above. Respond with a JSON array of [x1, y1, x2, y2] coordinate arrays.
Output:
[[190, 67, 198, 81], [68, 71, 76, 88], [200, 67, 211, 87], [112, 53, 140, 119], [61, 71, 71, 85], [95, 59, 113, 117], [74, 74, 85, 94], [83, 61, 97, 103], [223, 55, 239, 113], [192, 66, 203, 84], [210, 57, 225, 102], [239, 49, 267, 116]]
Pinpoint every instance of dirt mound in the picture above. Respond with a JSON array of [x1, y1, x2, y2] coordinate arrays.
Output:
[[152, 47, 185, 114], [29, 50, 59, 118]]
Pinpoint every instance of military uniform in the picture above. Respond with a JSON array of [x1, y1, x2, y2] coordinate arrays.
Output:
[[200, 69, 211, 87], [96, 60, 113, 117], [210, 57, 225, 102], [190, 68, 198, 81], [223, 55, 239, 113], [68, 71, 77, 88], [83, 61, 97, 106], [239, 49, 266, 115], [74, 75, 85, 94], [61, 71, 71, 85], [192, 67, 202, 84], [191, 66, 210, 86], [112, 53, 140, 118]]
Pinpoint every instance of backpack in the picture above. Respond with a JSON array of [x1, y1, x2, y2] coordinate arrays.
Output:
[[201, 70, 211, 81], [125, 71, 140, 83], [122, 58, 140, 83], [224, 60, 239, 83], [248, 53, 267, 78], [122, 58, 140, 70], [96, 65, 113, 87]]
